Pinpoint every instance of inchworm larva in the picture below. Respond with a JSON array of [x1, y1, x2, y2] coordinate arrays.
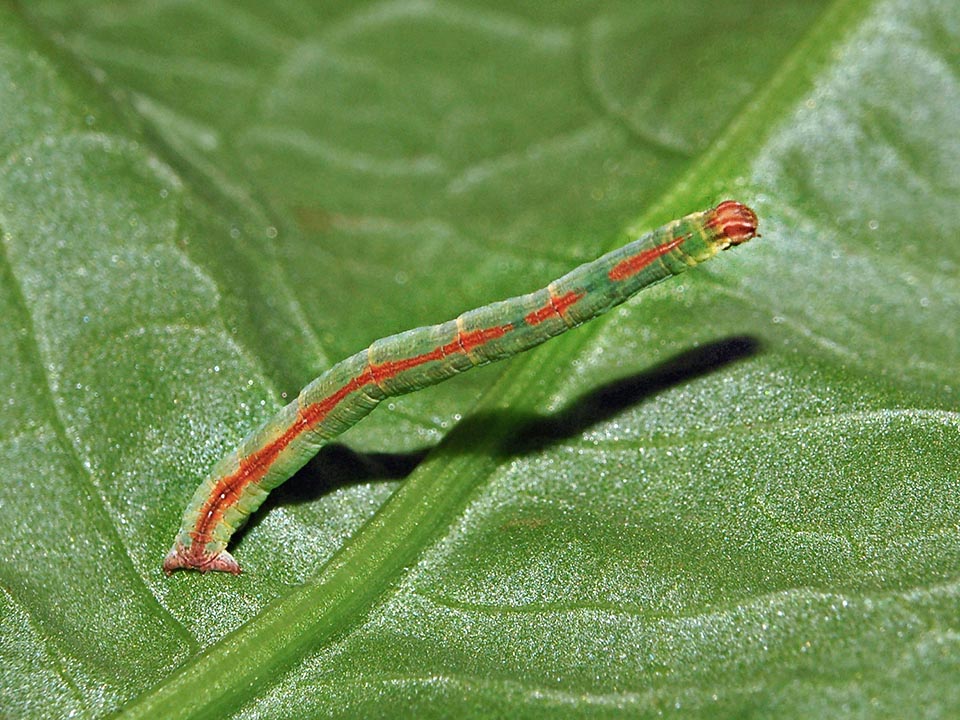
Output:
[[164, 200, 759, 574]]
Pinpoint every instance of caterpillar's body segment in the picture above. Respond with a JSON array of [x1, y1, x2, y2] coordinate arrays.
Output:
[[164, 201, 759, 574]]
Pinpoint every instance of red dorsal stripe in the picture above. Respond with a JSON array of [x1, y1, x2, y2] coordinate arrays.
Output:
[[370, 324, 512, 380], [608, 235, 687, 281], [525, 289, 584, 325], [192, 322, 514, 542]]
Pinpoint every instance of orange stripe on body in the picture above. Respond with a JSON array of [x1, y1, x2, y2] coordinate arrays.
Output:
[[191, 323, 512, 543], [191, 374, 368, 544], [608, 235, 688, 281], [525, 289, 584, 325]]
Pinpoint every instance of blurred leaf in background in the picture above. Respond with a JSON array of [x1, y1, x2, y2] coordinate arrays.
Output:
[[0, 0, 957, 717]]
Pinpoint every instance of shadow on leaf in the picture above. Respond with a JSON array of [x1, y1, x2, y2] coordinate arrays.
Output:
[[234, 334, 760, 543]]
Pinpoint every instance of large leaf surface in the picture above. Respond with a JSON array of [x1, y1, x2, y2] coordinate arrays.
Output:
[[1, 0, 958, 717]]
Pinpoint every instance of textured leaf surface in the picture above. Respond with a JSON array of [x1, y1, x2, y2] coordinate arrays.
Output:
[[1, 0, 957, 717]]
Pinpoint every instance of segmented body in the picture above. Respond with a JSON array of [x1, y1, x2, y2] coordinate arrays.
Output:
[[164, 201, 759, 574]]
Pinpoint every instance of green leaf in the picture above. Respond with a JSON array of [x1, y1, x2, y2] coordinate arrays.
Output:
[[2, 0, 957, 717]]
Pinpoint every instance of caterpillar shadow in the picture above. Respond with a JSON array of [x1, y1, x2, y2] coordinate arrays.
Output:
[[233, 335, 759, 543]]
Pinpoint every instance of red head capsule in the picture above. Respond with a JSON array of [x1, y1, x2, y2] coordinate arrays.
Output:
[[709, 200, 759, 246]]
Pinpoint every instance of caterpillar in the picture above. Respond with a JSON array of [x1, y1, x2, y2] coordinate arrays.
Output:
[[163, 200, 759, 574]]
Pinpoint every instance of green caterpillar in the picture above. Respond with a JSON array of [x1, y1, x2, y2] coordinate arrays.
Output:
[[164, 201, 759, 574]]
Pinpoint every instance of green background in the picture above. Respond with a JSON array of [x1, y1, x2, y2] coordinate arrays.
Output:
[[1, 0, 957, 717]]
